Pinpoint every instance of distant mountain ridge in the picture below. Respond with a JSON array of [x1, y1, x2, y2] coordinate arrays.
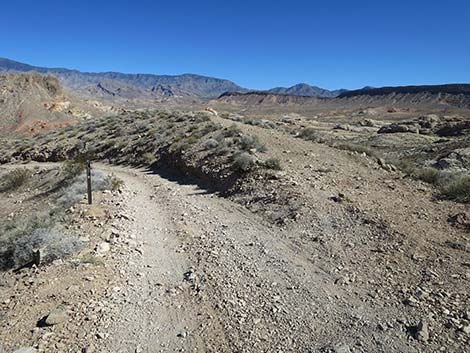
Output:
[[339, 84, 470, 98], [0, 57, 344, 99], [0, 57, 246, 99], [268, 83, 346, 98], [217, 85, 470, 111]]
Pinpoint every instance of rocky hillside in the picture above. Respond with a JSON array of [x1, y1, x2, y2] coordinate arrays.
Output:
[[217, 91, 324, 105], [268, 83, 345, 97], [0, 72, 119, 136], [336, 84, 470, 110], [339, 84, 470, 98], [215, 87, 470, 115], [0, 73, 81, 135], [0, 58, 246, 99]]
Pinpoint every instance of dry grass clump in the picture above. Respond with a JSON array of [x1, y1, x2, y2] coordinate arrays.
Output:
[[142, 152, 156, 165], [203, 138, 219, 150], [412, 167, 440, 184], [0, 168, 31, 192], [79, 254, 105, 266], [239, 134, 264, 152], [244, 118, 277, 129], [264, 158, 282, 170], [296, 127, 329, 143], [109, 175, 124, 191], [233, 152, 256, 172], [11, 228, 82, 269], [441, 174, 470, 203], [61, 156, 86, 179], [57, 169, 115, 207], [407, 167, 470, 203], [0, 211, 54, 270], [336, 143, 381, 159]]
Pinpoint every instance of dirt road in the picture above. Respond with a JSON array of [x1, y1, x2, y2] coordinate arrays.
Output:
[[95, 163, 440, 353]]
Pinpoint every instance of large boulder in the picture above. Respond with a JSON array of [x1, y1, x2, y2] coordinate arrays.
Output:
[[378, 123, 419, 134], [434, 148, 470, 171], [435, 120, 470, 137]]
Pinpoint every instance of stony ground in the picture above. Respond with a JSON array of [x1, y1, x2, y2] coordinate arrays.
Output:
[[1, 112, 470, 353]]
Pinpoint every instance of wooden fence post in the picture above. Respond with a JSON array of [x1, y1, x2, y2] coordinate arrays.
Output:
[[86, 160, 92, 205]]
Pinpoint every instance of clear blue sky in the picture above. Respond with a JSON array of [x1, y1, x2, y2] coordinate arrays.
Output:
[[1, 0, 469, 90]]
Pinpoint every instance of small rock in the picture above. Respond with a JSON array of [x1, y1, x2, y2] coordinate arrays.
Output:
[[177, 331, 187, 338], [96, 242, 110, 254], [44, 307, 68, 326], [96, 332, 107, 339], [12, 348, 37, 353], [415, 320, 430, 342], [333, 343, 351, 353], [404, 296, 419, 307]]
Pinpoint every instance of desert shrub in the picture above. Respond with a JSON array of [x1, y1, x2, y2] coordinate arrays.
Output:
[[0, 169, 31, 192], [2, 212, 53, 241], [135, 121, 149, 132], [142, 152, 156, 164], [215, 146, 231, 156], [57, 170, 113, 207], [260, 120, 277, 129], [203, 139, 219, 150], [257, 144, 268, 153], [239, 135, 258, 150], [336, 143, 381, 159], [238, 134, 267, 152], [298, 128, 328, 143], [223, 124, 242, 137], [12, 228, 82, 269], [391, 158, 416, 175], [245, 118, 277, 129], [412, 168, 440, 184], [80, 254, 105, 266], [108, 175, 124, 191], [264, 158, 282, 170], [194, 112, 211, 123], [233, 152, 256, 172], [61, 157, 86, 179], [441, 175, 470, 203], [185, 135, 197, 144]]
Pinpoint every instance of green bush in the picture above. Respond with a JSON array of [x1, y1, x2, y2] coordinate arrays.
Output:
[[108, 176, 124, 191], [61, 157, 86, 179]]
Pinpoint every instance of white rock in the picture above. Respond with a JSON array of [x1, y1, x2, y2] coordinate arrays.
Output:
[[12, 348, 37, 353], [97, 242, 111, 254]]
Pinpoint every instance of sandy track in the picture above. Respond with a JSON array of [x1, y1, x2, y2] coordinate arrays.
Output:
[[94, 164, 421, 353], [99, 166, 212, 352]]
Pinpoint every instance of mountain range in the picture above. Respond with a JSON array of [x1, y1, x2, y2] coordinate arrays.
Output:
[[267, 83, 347, 98], [0, 57, 343, 99]]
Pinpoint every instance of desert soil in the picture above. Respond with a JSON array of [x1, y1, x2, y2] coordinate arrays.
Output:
[[2, 115, 469, 353]]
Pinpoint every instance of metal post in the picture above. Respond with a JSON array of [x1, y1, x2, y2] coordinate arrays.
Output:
[[86, 160, 92, 205]]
